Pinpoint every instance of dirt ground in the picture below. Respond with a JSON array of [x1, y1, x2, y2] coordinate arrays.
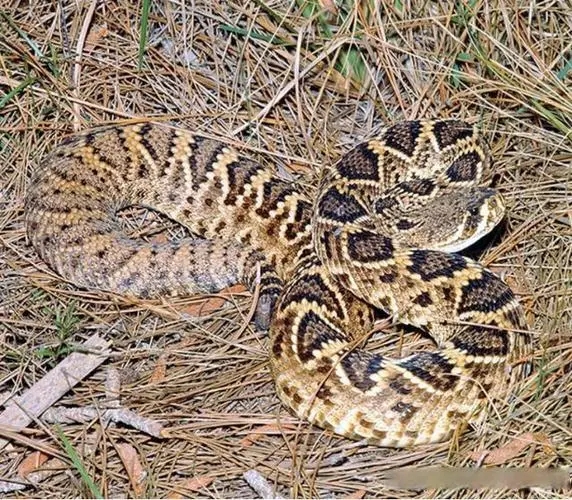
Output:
[[0, 1, 571, 497]]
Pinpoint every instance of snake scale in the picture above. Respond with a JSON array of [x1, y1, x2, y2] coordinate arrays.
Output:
[[25, 119, 532, 447]]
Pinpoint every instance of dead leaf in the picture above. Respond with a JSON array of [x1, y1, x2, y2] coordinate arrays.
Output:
[[166, 475, 214, 498], [18, 451, 50, 478], [287, 162, 313, 174], [534, 432, 556, 455], [343, 489, 367, 499], [85, 24, 109, 51], [468, 432, 554, 465], [149, 232, 169, 245], [180, 284, 246, 317], [504, 275, 527, 295], [21, 457, 67, 484], [150, 355, 167, 384], [116, 442, 147, 497], [320, 0, 338, 15], [240, 423, 296, 447], [525, 308, 536, 327]]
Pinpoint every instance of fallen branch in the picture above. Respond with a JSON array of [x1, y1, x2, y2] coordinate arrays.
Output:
[[41, 406, 164, 438], [40, 367, 165, 437], [0, 479, 27, 494], [0, 334, 111, 451]]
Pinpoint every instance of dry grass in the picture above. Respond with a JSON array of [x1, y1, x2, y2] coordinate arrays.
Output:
[[1, 0, 571, 497]]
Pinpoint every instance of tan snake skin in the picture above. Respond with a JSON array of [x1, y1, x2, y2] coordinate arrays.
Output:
[[25, 120, 532, 447]]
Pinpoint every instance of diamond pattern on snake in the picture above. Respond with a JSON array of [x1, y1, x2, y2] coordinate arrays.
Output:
[[25, 119, 532, 447]]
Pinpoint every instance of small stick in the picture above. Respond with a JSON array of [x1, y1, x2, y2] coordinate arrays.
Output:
[[243, 469, 285, 499], [0, 479, 27, 494], [104, 368, 121, 408]]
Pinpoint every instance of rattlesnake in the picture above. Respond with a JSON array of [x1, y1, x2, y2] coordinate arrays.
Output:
[[25, 119, 532, 447]]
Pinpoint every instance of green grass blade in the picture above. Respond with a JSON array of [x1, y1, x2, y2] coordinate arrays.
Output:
[[137, 0, 151, 70], [0, 77, 35, 110], [55, 426, 104, 498], [0, 11, 44, 58], [219, 24, 288, 46], [556, 57, 571, 81]]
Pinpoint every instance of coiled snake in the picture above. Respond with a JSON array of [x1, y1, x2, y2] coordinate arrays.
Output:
[[25, 119, 531, 447]]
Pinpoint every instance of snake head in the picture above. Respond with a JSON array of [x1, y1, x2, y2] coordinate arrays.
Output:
[[371, 186, 506, 253]]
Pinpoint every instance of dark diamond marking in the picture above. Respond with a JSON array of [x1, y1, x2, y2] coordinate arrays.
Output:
[[164, 129, 187, 187], [442, 286, 454, 302], [432, 120, 474, 149], [284, 201, 312, 240], [293, 200, 312, 223], [138, 123, 165, 176], [317, 187, 367, 223], [340, 351, 384, 392], [374, 196, 394, 214], [347, 230, 394, 263], [271, 329, 286, 357], [282, 273, 345, 320], [452, 326, 509, 357], [296, 311, 346, 363], [446, 151, 482, 183], [187, 137, 219, 191], [336, 143, 380, 181], [458, 270, 515, 315], [407, 250, 467, 281], [224, 158, 262, 206], [255, 181, 295, 218], [399, 353, 458, 392], [383, 121, 422, 156], [379, 269, 397, 283]]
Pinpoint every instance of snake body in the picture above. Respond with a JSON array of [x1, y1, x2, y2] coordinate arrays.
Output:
[[25, 120, 531, 446]]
